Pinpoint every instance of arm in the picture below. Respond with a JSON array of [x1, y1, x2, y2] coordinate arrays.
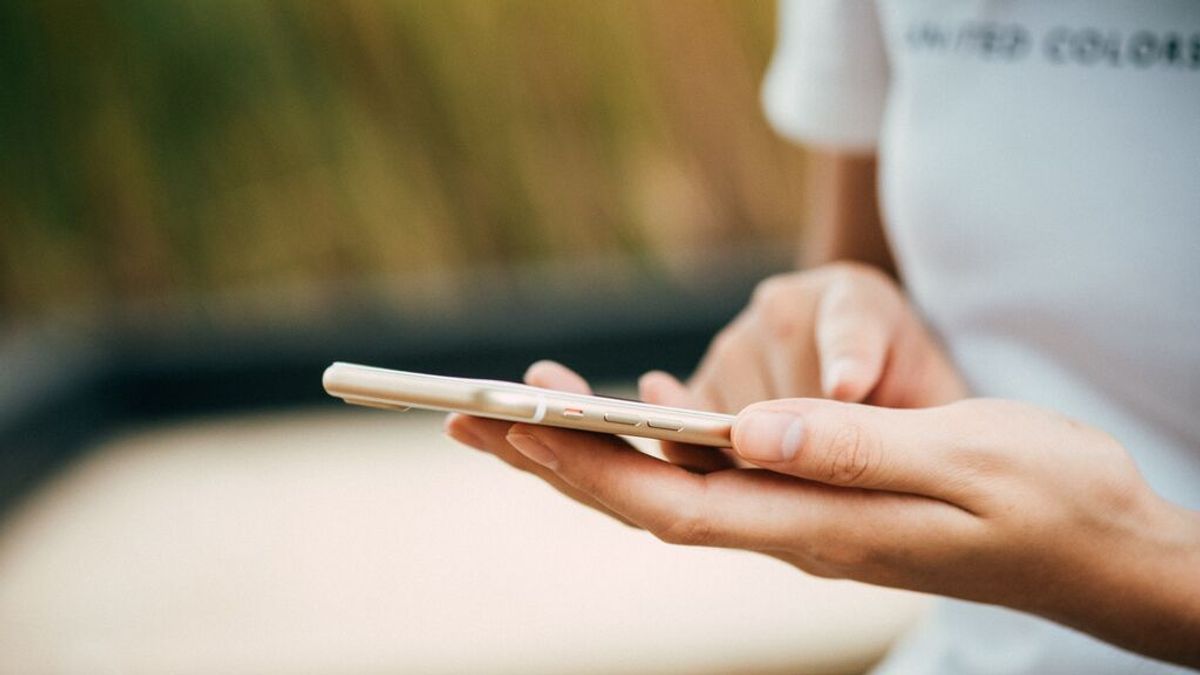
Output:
[[801, 150, 895, 277]]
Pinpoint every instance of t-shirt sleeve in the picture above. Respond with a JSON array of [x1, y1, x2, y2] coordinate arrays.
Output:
[[761, 0, 889, 152]]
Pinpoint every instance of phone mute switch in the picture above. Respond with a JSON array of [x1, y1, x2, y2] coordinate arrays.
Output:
[[647, 418, 684, 432], [603, 413, 640, 426]]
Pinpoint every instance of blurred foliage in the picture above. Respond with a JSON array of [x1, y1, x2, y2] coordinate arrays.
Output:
[[0, 0, 807, 319]]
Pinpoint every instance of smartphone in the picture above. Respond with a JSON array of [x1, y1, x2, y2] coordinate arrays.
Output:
[[322, 362, 734, 447]]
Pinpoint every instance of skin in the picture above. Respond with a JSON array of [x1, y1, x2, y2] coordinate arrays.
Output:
[[799, 152, 895, 277], [445, 151, 1200, 667]]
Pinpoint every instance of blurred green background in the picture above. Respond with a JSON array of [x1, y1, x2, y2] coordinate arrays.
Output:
[[0, 9, 936, 672], [0, 0, 808, 322]]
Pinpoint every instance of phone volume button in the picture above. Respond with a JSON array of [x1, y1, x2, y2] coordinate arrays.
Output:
[[603, 413, 640, 426], [647, 418, 684, 432]]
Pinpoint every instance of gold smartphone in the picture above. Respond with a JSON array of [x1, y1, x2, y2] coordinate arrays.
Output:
[[323, 362, 734, 447]]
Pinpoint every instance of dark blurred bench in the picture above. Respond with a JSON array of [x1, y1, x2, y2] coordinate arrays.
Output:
[[0, 251, 787, 516]]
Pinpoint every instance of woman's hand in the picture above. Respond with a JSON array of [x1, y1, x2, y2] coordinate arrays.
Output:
[[448, 369, 1200, 667], [683, 262, 965, 413]]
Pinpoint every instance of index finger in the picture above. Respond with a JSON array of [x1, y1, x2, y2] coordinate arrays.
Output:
[[814, 276, 898, 402]]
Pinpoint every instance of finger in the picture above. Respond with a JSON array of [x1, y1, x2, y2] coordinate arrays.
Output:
[[639, 370, 737, 473], [761, 487, 979, 586], [761, 325, 823, 400], [445, 413, 576, 489], [690, 321, 773, 413], [814, 280, 897, 402], [731, 399, 978, 506], [505, 423, 793, 549], [748, 281, 823, 400], [506, 423, 974, 555], [445, 413, 638, 527], [872, 315, 969, 408], [522, 360, 728, 472], [689, 367, 732, 416], [524, 359, 592, 394]]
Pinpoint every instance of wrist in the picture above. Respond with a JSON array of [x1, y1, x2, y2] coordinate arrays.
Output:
[[1132, 497, 1200, 666], [1047, 492, 1200, 667], [1151, 499, 1200, 591]]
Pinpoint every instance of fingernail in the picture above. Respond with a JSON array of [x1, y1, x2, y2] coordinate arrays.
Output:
[[823, 358, 855, 394], [735, 411, 804, 462], [507, 433, 559, 470]]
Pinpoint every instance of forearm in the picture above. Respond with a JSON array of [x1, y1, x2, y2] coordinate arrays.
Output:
[[801, 150, 896, 277]]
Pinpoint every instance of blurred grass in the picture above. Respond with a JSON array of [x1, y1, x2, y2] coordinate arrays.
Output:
[[0, 0, 806, 320]]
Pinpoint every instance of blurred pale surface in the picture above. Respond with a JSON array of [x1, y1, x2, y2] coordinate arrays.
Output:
[[0, 407, 927, 674]]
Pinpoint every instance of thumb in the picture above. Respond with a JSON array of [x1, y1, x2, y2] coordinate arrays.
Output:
[[731, 398, 964, 500]]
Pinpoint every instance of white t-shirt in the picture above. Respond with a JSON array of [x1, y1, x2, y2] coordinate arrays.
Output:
[[763, 1, 1200, 673]]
